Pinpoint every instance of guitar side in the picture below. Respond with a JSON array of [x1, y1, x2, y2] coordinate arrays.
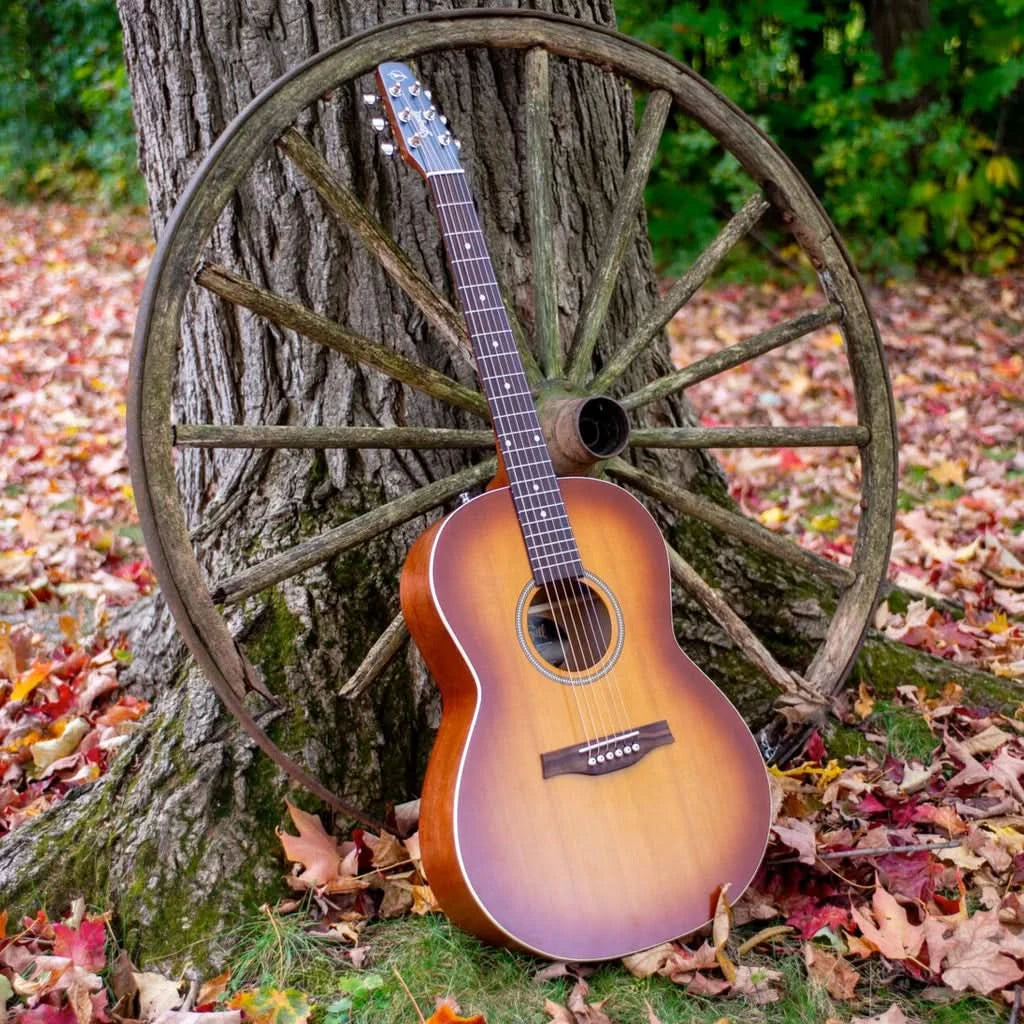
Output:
[[401, 476, 771, 961]]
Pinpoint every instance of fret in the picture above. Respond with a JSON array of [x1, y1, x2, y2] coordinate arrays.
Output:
[[427, 174, 583, 584]]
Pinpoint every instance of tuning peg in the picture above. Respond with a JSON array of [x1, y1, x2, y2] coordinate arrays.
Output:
[[454, 139, 462, 151], [439, 115, 448, 125], [362, 94, 378, 106], [371, 116, 387, 133], [425, 90, 432, 100], [380, 142, 396, 158]]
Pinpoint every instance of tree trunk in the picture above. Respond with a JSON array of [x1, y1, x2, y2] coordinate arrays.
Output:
[[0, 0, 1001, 971], [867, 0, 931, 77]]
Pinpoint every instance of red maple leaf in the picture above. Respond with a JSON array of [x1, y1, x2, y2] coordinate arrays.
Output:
[[53, 918, 107, 971]]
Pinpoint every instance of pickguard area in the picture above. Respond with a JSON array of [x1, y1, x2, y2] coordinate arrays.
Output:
[[540, 720, 674, 778]]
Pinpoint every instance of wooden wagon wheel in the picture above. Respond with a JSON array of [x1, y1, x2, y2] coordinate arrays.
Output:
[[127, 9, 897, 822]]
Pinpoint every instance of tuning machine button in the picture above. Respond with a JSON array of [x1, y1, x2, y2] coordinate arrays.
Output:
[[362, 94, 378, 106], [371, 117, 387, 133], [380, 142, 396, 158]]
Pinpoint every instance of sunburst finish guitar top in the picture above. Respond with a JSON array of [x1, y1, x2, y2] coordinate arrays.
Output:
[[378, 60, 772, 961]]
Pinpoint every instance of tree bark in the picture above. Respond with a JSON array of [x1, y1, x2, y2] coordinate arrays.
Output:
[[0, 0, 1002, 971]]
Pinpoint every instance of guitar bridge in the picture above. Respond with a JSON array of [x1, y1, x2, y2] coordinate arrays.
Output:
[[540, 720, 674, 779]]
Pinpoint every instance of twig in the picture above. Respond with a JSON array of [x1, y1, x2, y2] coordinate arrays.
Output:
[[768, 839, 961, 866], [392, 966, 425, 1024], [261, 902, 286, 983], [1009, 984, 1022, 1024]]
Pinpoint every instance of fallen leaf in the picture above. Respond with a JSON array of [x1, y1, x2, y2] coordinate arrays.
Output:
[[848, 882, 924, 960], [423, 1004, 486, 1024], [153, 1013, 241, 1024], [53, 918, 107, 971], [804, 943, 860, 999], [226, 986, 310, 1024], [544, 979, 612, 1024], [937, 910, 1024, 994], [133, 971, 181, 1021], [276, 801, 342, 888], [849, 1006, 909, 1024], [31, 717, 90, 771], [621, 942, 675, 978], [197, 968, 231, 1007]]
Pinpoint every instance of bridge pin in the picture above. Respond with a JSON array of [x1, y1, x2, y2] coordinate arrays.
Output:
[[632, 742, 640, 752], [596, 754, 605, 763], [615, 748, 623, 757], [588, 757, 597, 766]]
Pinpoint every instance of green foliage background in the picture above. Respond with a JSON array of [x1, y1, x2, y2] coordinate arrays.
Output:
[[2, 0, 1022, 272], [617, 0, 1024, 273], [0, 0, 142, 205]]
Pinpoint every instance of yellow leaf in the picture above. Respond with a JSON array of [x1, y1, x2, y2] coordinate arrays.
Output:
[[226, 986, 310, 1024], [31, 717, 90, 770], [985, 612, 1010, 635], [985, 155, 1021, 189], [758, 507, 787, 526], [854, 681, 875, 720], [11, 661, 53, 703], [810, 513, 840, 532], [927, 459, 966, 486]]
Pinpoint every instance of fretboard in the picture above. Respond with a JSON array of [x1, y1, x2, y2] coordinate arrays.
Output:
[[428, 170, 583, 585]]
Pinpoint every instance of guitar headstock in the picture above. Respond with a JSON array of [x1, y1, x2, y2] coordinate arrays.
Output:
[[373, 61, 461, 179]]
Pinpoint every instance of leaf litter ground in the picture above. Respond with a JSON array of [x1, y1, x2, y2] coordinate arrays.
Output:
[[1, 201, 1023, 1023]]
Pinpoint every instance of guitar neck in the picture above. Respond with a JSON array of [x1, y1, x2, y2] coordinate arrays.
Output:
[[428, 171, 583, 585]]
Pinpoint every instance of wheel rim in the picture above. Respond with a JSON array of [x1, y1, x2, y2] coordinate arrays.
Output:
[[128, 9, 898, 813]]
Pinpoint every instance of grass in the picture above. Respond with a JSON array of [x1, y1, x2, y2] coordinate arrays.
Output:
[[214, 914, 1007, 1024], [868, 700, 941, 762]]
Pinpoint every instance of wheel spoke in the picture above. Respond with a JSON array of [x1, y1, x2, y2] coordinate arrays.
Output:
[[524, 46, 561, 378], [606, 457, 854, 588], [339, 612, 409, 699], [211, 458, 495, 605], [590, 192, 771, 395], [665, 544, 826, 707], [567, 90, 673, 385], [278, 128, 472, 366], [196, 262, 489, 417], [629, 424, 868, 450], [619, 303, 842, 411], [174, 424, 494, 449]]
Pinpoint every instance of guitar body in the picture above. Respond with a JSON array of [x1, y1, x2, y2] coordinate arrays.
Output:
[[401, 476, 771, 962]]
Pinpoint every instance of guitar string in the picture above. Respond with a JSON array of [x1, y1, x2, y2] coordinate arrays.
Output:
[[415, 96, 633, 756], [432, 172, 631, 757], [414, 131, 605, 749], [428, 171, 617, 751], [423, 116, 637, 757]]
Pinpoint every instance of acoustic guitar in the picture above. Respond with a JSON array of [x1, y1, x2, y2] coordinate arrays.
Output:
[[377, 61, 772, 961]]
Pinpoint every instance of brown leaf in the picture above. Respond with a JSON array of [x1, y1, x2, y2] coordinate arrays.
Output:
[[804, 943, 860, 1000], [848, 883, 924, 960], [938, 910, 1024, 994], [728, 964, 784, 1004], [410, 883, 439, 915], [772, 818, 817, 864], [544, 979, 612, 1024], [849, 1006, 909, 1024], [276, 801, 342, 888], [621, 942, 675, 979], [378, 879, 414, 919], [369, 830, 408, 869], [660, 941, 718, 983]]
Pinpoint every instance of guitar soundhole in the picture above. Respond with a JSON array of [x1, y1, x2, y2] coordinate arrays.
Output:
[[518, 574, 623, 681]]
